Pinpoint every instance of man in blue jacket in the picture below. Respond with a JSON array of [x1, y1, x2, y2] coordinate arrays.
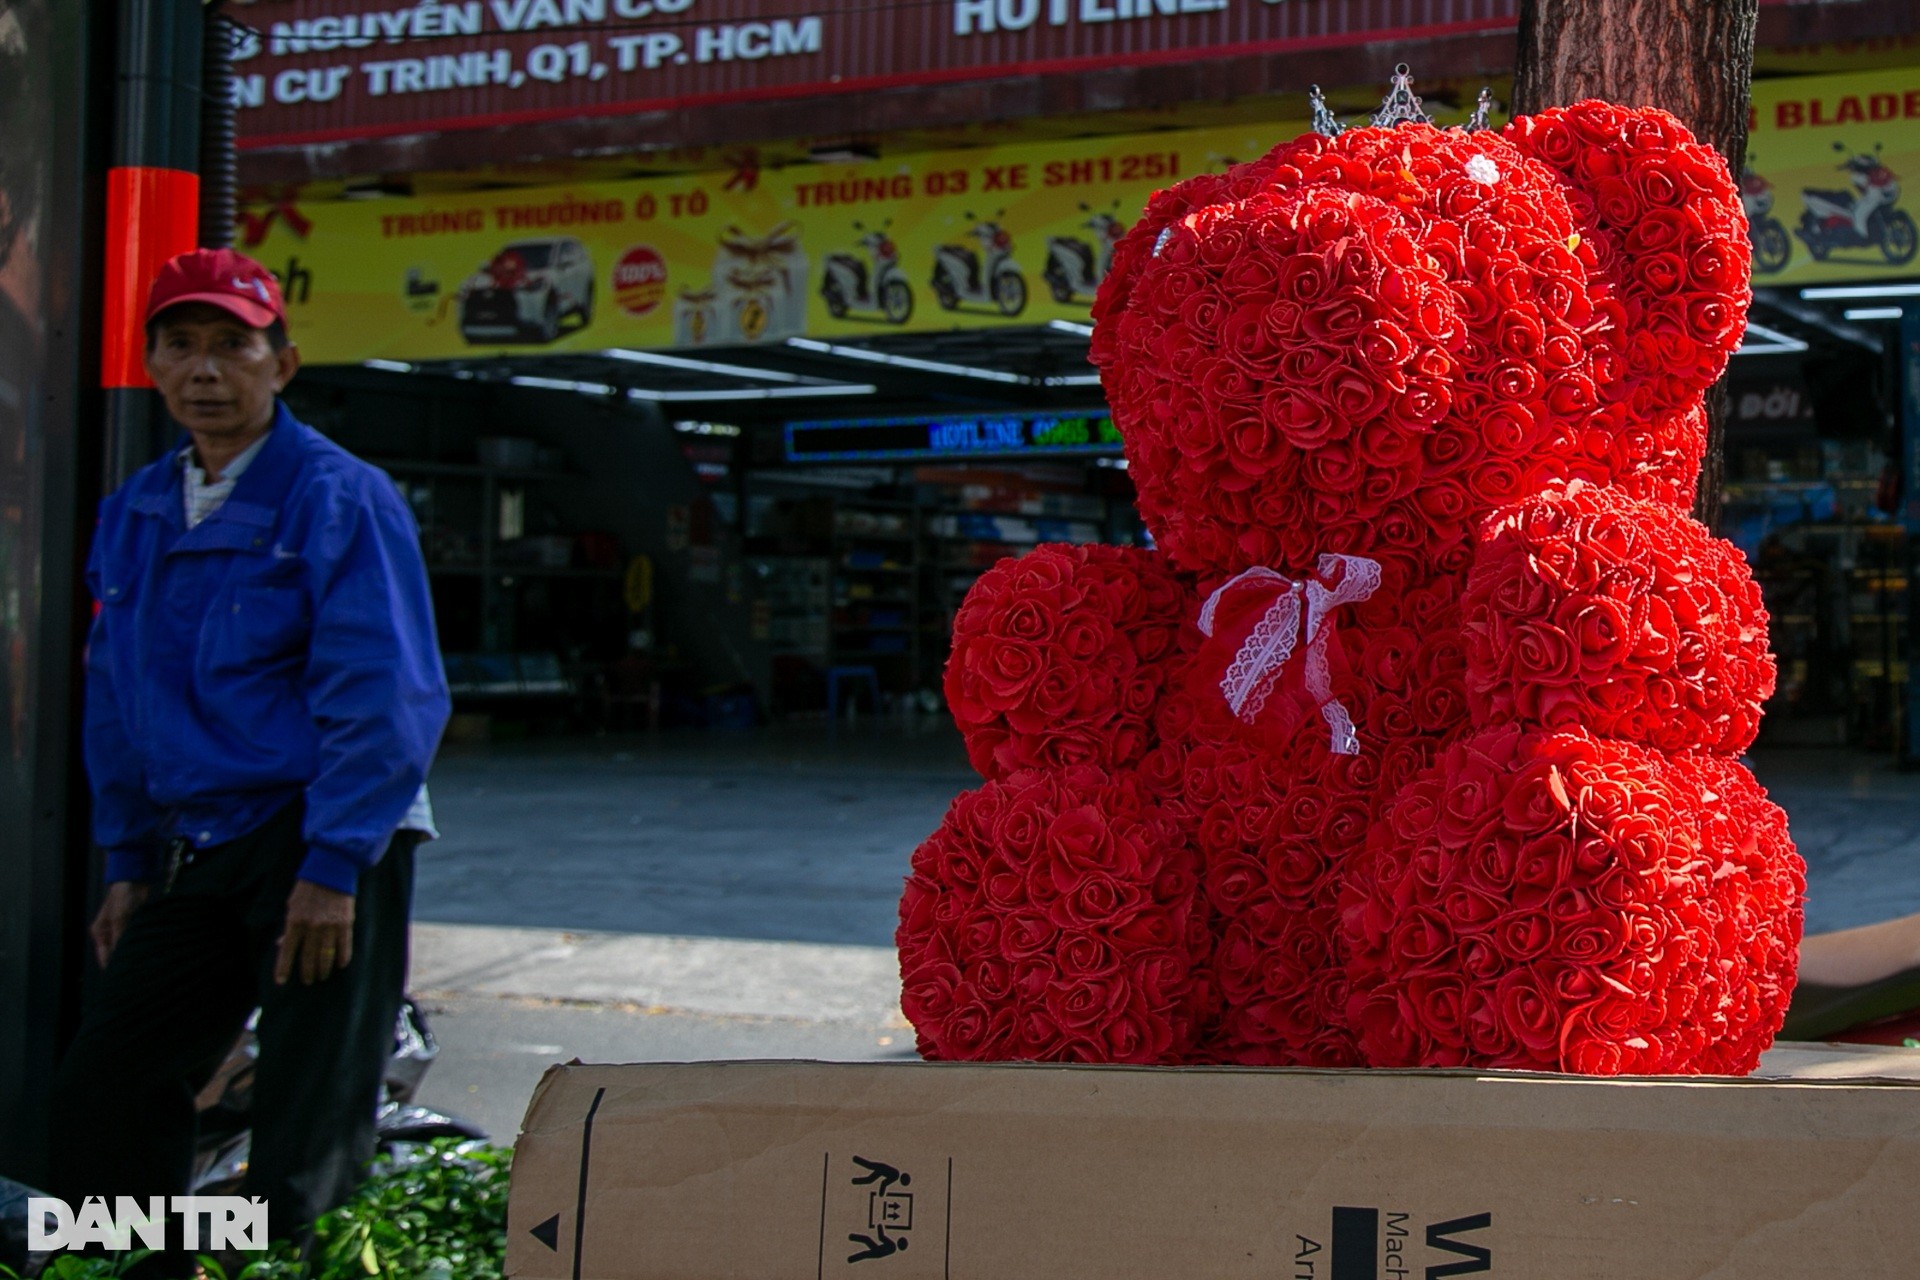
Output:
[[50, 247, 451, 1266]]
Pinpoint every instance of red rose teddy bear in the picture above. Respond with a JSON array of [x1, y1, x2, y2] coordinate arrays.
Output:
[[897, 83, 1806, 1076]]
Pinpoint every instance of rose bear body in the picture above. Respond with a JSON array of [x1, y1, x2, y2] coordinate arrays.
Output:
[[897, 100, 1805, 1074]]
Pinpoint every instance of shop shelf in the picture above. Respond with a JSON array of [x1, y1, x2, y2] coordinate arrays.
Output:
[[833, 530, 918, 543], [428, 563, 622, 580]]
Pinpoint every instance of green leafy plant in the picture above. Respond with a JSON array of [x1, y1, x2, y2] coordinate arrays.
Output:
[[6, 1140, 510, 1280]]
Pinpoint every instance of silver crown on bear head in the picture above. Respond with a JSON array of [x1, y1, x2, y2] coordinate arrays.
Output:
[[1310, 68, 1499, 138]]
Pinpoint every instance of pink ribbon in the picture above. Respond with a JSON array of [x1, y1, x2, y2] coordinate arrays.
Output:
[[1198, 554, 1382, 755]]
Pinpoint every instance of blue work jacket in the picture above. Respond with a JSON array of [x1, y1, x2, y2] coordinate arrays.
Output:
[[84, 402, 451, 894]]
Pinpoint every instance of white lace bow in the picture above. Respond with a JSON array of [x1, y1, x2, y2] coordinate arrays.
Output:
[[1197, 554, 1382, 755]]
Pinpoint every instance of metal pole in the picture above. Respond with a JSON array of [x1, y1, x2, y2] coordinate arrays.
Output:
[[199, 2, 237, 249], [1900, 304, 1920, 766], [100, 0, 204, 492]]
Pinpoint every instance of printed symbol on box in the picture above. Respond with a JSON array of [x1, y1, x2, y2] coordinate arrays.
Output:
[[847, 1156, 912, 1263]]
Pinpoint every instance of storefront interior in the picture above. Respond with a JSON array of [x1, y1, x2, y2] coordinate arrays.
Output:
[[289, 286, 1920, 760], [1733, 288, 1913, 753], [237, 20, 1920, 755], [290, 322, 1134, 736]]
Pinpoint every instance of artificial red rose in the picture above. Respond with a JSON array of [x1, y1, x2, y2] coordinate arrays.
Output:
[[1511, 621, 1580, 688], [1495, 969, 1565, 1058], [1352, 988, 1424, 1066]]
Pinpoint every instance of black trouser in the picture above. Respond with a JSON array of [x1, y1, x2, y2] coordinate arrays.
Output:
[[49, 801, 416, 1271]]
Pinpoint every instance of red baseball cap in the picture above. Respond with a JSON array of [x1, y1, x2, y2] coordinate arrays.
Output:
[[146, 246, 286, 329]]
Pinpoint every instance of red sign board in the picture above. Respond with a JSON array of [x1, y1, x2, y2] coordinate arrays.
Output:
[[233, 0, 1523, 148]]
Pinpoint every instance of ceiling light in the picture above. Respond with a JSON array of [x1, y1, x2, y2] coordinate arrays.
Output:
[[1800, 284, 1920, 300], [786, 337, 1032, 385], [1734, 321, 1808, 356], [1844, 307, 1906, 321], [627, 384, 876, 402], [1047, 319, 1096, 337], [362, 359, 415, 373], [510, 375, 617, 395], [1042, 373, 1104, 387], [600, 348, 813, 384]]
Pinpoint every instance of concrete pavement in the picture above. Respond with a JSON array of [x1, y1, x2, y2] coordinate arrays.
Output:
[[405, 726, 1920, 1141], [408, 722, 962, 1136], [412, 993, 914, 1142]]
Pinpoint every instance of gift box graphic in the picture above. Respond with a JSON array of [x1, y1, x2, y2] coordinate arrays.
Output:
[[712, 221, 808, 343], [672, 285, 718, 347]]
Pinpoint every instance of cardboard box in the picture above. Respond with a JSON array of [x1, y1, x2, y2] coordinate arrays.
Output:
[[506, 1044, 1920, 1279]]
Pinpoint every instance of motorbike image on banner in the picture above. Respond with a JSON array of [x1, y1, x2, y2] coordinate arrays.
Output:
[[1740, 66, 1920, 282], [1044, 201, 1128, 305], [457, 236, 596, 345], [820, 220, 913, 325], [1796, 142, 1918, 267], [932, 213, 1027, 317], [1742, 163, 1793, 276]]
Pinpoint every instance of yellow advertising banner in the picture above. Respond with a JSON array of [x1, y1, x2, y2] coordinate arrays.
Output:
[[1754, 36, 1920, 75], [245, 64, 1920, 365], [242, 104, 1491, 363], [1745, 65, 1920, 284]]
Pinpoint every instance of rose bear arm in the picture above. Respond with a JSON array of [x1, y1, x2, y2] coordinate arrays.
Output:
[[1461, 480, 1776, 755], [900, 543, 1217, 1064], [942, 542, 1194, 781]]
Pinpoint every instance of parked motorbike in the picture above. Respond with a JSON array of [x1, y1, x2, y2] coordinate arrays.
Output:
[[820, 222, 914, 325], [1795, 142, 1918, 266], [1741, 166, 1792, 275], [931, 214, 1027, 317], [1, 999, 483, 1277], [1044, 204, 1127, 304]]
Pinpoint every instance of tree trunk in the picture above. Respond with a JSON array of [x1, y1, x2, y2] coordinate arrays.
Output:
[[1511, 0, 1759, 532]]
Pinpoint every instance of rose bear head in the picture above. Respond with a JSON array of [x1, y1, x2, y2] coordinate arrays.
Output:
[[1090, 100, 1750, 582]]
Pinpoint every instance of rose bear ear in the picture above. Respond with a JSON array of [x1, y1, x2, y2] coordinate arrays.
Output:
[[1090, 141, 1310, 566], [1091, 146, 1291, 362], [1502, 101, 1750, 425]]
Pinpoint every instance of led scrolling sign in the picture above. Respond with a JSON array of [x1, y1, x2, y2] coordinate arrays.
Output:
[[784, 412, 1122, 462]]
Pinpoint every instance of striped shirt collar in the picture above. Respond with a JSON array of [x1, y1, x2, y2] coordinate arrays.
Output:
[[179, 428, 272, 529]]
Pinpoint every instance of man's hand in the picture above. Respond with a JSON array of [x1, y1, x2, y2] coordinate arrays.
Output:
[[90, 881, 150, 968], [275, 880, 356, 985]]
